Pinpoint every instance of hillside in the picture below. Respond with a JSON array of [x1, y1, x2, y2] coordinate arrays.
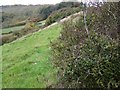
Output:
[[1, 10, 84, 87], [2, 24, 61, 88], [1, 5, 50, 28], [1, 2, 83, 45], [1, 2, 83, 28], [1, 1, 119, 89]]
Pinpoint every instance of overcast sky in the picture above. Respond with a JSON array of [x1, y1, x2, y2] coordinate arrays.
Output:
[[0, 0, 91, 6], [0, 0, 63, 5], [0, 0, 117, 6]]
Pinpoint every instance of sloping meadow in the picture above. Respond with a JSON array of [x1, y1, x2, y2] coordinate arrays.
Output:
[[2, 24, 61, 88]]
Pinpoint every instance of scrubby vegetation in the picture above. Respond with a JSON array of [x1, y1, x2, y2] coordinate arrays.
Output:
[[45, 7, 82, 26], [51, 2, 120, 88]]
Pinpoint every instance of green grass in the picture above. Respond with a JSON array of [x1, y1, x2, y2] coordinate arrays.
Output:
[[1, 25, 25, 34], [1, 24, 61, 88], [1, 20, 46, 34]]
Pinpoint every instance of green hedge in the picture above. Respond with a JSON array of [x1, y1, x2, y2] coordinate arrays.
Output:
[[51, 2, 120, 88]]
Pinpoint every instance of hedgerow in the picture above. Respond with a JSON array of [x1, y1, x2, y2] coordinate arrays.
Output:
[[45, 7, 82, 26], [51, 2, 120, 88]]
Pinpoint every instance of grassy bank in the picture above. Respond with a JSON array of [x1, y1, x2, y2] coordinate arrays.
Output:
[[2, 24, 61, 88]]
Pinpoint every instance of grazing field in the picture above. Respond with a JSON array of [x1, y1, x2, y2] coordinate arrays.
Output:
[[1, 20, 46, 35], [2, 24, 61, 88], [1, 25, 25, 34]]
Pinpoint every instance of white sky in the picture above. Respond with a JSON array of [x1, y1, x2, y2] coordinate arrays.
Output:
[[0, 0, 63, 5], [0, 0, 91, 6], [0, 0, 117, 6]]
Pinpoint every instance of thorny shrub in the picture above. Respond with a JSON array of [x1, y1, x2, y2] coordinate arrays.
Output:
[[51, 2, 120, 88]]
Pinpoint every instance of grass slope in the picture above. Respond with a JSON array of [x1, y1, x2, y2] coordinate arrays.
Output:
[[2, 24, 61, 88]]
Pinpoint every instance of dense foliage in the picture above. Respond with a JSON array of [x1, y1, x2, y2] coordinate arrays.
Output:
[[51, 2, 120, 88], [45, 7, 82, 26]]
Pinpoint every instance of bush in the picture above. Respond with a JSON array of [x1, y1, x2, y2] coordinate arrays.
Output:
[[51, 2, 120, 88], [45, 7, 81, 26], [2, 34, 17, 45]]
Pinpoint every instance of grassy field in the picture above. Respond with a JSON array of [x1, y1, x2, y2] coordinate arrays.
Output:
[[1, 25, 25, 34], [1, 24, 62, 88], [1, 20, 46, 34]]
